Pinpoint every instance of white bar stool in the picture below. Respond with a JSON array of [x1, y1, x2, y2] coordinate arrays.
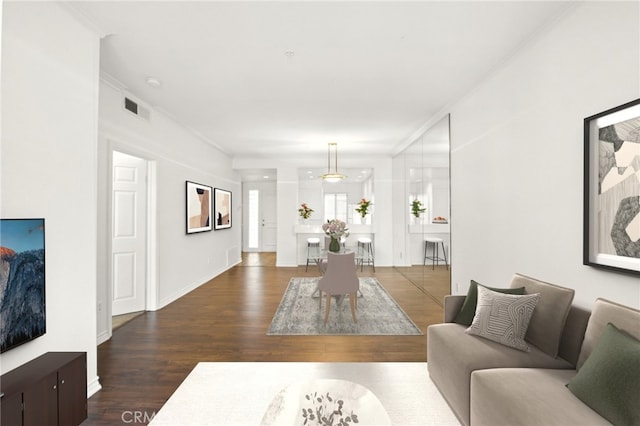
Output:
[[357, 237, 375, 272], [305, 237, 321, 271], [424, 237, 448, 269]]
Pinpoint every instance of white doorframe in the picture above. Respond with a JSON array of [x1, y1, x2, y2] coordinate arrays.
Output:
[[145, 160, 158, 310]]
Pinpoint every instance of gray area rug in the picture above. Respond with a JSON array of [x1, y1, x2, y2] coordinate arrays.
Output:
[[267, 277, 423, 335]]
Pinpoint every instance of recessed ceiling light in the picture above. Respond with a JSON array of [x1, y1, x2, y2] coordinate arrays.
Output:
[[284, 50, 295, 58], [146, 77, 162, 88], [263, 175, 269, 179]]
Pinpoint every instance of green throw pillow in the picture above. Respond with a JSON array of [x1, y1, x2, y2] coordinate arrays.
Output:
[[567, 323, 640, 426], [454, 280, 525, 326]]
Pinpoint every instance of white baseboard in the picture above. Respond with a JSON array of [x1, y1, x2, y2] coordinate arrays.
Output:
[[97, 329, 111, 345], [153, 261, 242, 311], [87, 375, 102, 397]]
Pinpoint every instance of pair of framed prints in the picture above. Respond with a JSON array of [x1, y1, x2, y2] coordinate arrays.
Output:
[[186, 181, 231, 234]]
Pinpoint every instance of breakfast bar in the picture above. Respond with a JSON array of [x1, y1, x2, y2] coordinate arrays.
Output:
[[295, 224, 375, 266]]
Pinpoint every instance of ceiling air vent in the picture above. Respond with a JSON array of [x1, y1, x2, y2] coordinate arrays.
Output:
[[123, 97, 150, 121]]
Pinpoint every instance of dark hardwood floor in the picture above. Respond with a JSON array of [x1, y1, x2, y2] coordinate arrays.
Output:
[[84, 253, 450, 425]]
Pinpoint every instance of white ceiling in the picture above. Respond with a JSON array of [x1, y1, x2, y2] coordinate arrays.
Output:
[[68, 1, 572, 163]]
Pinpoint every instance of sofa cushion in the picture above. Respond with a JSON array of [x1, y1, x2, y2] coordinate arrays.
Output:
[[509, 273, 574, 357], [557, 305, 591, 367], [427, 323, 573, 425], [471, 368, 610, 426], [577, 298, 640, 369], [466, 286, 539, 352], [568, 323, 640, 426], [454, 280, 525, 326], [444, 295, 466, 323]]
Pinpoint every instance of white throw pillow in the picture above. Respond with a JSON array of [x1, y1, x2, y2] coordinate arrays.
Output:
[[465, 285, 540, 352]]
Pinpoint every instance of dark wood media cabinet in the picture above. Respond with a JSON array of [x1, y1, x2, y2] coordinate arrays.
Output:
[[1, 352, 87, 426]]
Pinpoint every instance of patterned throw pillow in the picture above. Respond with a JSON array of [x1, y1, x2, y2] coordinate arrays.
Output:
[[465, 286, 540, 352], [454, 280, 526, 326]]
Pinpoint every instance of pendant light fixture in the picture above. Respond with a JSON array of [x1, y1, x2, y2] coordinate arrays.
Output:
[[321, 142, 346, 183]]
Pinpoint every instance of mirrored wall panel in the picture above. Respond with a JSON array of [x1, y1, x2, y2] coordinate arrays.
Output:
[[394, 115, 451, 304]]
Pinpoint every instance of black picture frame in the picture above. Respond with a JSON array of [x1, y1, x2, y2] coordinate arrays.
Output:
[[214, 188, 232, 230], [583, 98, 640, 276], [186, 181, 212, 234]]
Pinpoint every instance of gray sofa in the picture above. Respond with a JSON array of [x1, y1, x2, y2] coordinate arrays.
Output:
[[427, 273, 640, 426]]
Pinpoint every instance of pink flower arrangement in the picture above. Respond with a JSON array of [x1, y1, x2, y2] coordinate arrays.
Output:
[[322, 219, 349, 239], [355, 198, 372, 218], [298, 203, 314, 219]]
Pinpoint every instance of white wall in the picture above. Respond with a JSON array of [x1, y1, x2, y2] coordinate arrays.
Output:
[[1, 2, 101, 395], [298, 178, 324, 227], [96, 80, 241, 341], [450, 2, 640, 308], [277, 166, 299, 266]]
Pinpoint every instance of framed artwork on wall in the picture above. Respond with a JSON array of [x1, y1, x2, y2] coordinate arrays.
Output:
[[214, 188, 232, 230], [583, 98, 640, 276], [186, 181, 212, 234], [0, 218, 46, 353]]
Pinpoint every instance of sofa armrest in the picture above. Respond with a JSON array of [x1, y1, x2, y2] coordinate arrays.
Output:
[[444, 295, 466, 323]]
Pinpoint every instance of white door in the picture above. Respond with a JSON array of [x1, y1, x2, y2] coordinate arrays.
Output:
[[261, 189, 277, 252], [111, 151, 147, 316]]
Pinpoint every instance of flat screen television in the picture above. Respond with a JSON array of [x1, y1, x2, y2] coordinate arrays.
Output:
[[0, 218, 46, 353]]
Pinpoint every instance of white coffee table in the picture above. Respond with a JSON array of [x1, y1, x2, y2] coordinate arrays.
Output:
[[149, 362, 460, 426]]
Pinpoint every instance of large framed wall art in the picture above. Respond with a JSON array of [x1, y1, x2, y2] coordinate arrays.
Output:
[[214, 188, 232, 230], [186, 181, 212, 234], [583, 98, 640, 275], [0, 218, 46, 352]]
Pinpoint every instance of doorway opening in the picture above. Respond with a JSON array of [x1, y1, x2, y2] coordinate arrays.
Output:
[[242, 178, 277, 253]]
